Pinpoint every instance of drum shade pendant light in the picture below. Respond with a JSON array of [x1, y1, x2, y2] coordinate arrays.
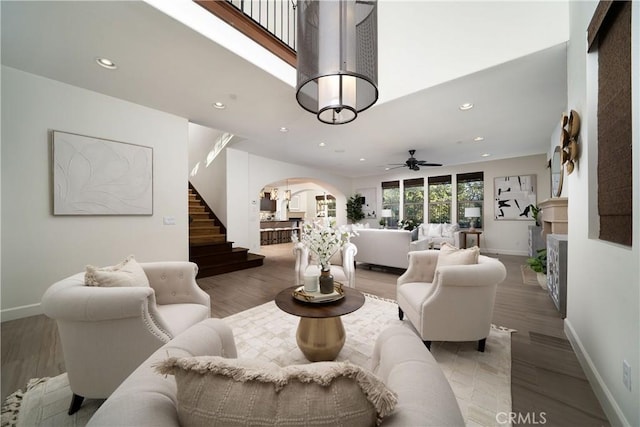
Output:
[[296, 0, 378, 125]]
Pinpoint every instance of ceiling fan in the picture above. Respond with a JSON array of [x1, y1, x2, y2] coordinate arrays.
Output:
[[388, 150, 443, 171]]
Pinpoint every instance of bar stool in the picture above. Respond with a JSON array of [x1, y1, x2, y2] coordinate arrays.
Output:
[[273, 228, 283, 244], [262, 228, 274, 245]]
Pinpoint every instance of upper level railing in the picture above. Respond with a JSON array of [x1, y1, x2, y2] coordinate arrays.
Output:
[[195, 0, 297, 67]]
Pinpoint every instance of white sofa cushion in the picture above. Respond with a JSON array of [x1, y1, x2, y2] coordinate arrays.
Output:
[[156, 356, 397, 427], [442, 223, 460, 238], [85, 255, 149, 287], [427, 223, 442, 237]]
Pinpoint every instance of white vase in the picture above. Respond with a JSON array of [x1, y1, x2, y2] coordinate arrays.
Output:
[[536, 272, 547, 289]]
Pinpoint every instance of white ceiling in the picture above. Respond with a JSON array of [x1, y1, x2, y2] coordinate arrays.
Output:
[[1, 0, 568, 179]]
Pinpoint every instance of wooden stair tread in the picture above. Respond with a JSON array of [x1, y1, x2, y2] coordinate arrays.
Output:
[[189, 183, 261, 277]]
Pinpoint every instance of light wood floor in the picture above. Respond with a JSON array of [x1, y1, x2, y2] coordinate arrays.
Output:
[[1, 244, 609, 426]]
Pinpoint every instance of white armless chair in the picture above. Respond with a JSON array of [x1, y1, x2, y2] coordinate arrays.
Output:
[[293, 242, 358, 288], [396, 250, 506, 352], [41, 261, 211, 415]]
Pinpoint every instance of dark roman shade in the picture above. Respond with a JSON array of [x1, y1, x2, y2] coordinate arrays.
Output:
[[588, 1, 632, 246], [381, 180, 399, 189], [403, 178, 424, 188], [428, 175, 452, 185]]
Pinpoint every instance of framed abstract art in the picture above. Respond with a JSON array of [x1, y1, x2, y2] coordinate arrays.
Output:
[[52, 130, 153, 215], [494, 175, 536, 220]]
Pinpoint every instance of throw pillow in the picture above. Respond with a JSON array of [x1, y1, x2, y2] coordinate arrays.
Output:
[[442, 223, 460, 238], [156, 356, 398, 427], [85, 255, 150, 287], [436, 242, 479, 269], [427, 223, 442, 237]]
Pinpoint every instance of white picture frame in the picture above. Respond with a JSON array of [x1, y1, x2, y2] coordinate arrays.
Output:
[[494, 175, 536, 220], [52, 130, 153, 215]]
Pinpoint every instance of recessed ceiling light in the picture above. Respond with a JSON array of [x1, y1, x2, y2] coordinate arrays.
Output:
[[95, 57, 117, 70], [481, 153, 490, 157], [212, 102, 226, 109], [473, 136, 484, 142], [385, 167, 390, 171], [359, 158, 366, 162], [459, 103, 474, 111], [318, 142, 326, 147], [279, 127, 289, 133]]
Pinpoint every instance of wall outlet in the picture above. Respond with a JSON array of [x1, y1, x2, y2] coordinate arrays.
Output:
[[622, 360, 632, 391], [163, 216, 176, 225]]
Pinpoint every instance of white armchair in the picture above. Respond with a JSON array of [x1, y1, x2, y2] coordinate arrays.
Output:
[[293, 242, 357, 288], [41, 261, 211, 414], [396, 250, 506, 351]]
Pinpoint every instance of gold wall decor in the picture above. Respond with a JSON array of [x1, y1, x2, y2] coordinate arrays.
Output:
[[560, 110, 581, 174]]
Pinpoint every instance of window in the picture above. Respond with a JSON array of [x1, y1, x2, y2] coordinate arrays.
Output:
[[457, 172, 484, 228], [403, 178, 424, 223], [428, 175, 451, 223], [381, 181, 400, 227]]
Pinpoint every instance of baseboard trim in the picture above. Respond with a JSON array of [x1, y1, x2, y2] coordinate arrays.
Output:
[[484, 248, 528, 256], [564, 319, 628, 427], [1, 303, 43, 322]]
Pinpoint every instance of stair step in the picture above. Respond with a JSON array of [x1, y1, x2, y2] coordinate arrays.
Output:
[[189, 234, 226, 245], [189, 205, 206, 212], [190, 247, 249, 266], [189, 212, 211, 220], [189, 242, 233, 256], [189, 226, 222, 235], [195, 252, 265, 278]]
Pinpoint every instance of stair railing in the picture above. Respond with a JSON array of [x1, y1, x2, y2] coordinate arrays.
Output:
[[194, 0, 297, 67]]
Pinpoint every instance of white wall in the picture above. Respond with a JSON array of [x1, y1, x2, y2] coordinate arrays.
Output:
[[563, 3, 640, 426], [351, 154, 550, 256], [379, 1, 569, 103], [188, 122, 228, 225], [225, 148, 351, 253], [1, 67, 190, 321]]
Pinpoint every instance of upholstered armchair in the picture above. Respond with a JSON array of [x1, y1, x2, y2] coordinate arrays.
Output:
[[396, 250, 506, 351], [293, 242, 357, 288], [41, 261, 211, 414]]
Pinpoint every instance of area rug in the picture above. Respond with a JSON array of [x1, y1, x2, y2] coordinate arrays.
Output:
[[2, 295, 513, 427]]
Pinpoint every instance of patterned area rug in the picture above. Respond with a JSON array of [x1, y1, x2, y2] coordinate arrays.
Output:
[[2, 295, 513, 427]]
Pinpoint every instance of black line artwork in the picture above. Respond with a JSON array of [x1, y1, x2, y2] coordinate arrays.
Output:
[[494, 175, 536, 220]]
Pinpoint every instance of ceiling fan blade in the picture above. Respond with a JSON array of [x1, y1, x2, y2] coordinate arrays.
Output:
[[386, 165, 406, 170], [419, 162, 443, 167]]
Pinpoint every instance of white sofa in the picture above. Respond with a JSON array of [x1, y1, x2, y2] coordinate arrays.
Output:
[[88, 319, 464, 426], [350, 228, 413, 269], [411, 223, 462, 250]]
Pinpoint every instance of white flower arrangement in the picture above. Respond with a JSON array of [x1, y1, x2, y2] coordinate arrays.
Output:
[[292, 219, 356, 271]]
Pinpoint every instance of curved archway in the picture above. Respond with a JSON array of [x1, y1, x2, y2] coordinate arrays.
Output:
[[257, 177, 348, 249]]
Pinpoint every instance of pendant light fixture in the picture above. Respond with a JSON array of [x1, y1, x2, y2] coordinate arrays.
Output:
[[284, 179, 291, 201], [296, 0, 378, 125]]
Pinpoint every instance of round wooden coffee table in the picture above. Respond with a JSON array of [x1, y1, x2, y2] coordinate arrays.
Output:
[[274, 286, 365, 362]]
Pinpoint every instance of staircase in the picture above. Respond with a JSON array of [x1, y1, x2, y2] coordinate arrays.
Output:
[[189, 186, 264, 278]]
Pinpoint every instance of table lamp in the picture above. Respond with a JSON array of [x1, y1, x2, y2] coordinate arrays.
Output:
[[381, 209, 392, 229], [465, 207, 481, 231]]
